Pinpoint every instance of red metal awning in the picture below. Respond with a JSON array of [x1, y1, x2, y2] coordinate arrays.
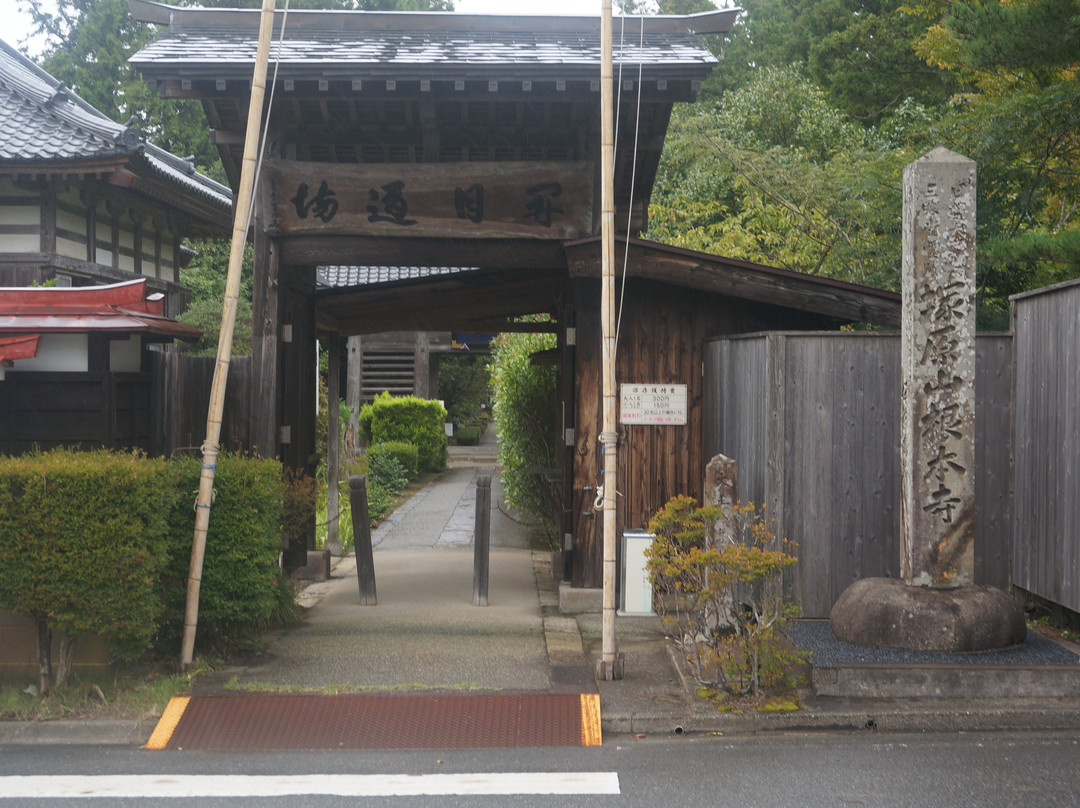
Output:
[[0, 279, 201, 341], [0, 335, 40, 363]]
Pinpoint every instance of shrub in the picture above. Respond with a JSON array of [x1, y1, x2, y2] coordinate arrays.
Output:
[[646, 496, 801, 699], [162, 453, 288, 652], [367, 441, 418, 481], [367, 452, 410, 494], [359, 392, 447, 472], [0, 450, 179, 692], [489, 328, 559, 542], [455, 425, 481, 446]]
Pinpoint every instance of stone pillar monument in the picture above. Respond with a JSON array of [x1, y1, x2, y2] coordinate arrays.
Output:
[[900, 146, 977, 588], [830, 148, 1025, 652]]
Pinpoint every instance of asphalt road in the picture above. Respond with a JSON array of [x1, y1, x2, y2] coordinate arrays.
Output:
[[2, 730, 1078, 807]]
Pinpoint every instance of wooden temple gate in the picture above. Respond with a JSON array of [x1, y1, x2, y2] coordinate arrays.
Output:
[[130, 2, 899, 587]]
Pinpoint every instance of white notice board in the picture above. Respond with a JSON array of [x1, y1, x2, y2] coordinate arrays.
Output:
[[619, 383, 687, 425]]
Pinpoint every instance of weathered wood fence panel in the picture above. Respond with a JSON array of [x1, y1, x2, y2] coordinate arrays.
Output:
[[0, 371, 152, 455], [151, 353, 252, 457], [705, 332, 1013, 618], [1011, 279, 1080, 613]]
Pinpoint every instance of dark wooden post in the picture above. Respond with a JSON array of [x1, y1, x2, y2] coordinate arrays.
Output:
[[473, 474, 491, 606], [325, 334, 342, 556], [350, 475, 377, 605]]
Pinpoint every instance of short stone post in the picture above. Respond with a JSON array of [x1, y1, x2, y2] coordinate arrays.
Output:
[[349, 475, 377, 605], [703, 453, 739, 547], [830, 147, 1024, 652], [473, 474, 491, 606]]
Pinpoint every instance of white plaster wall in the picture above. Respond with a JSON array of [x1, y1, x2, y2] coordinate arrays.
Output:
[[0, 203, 41, 253], [1, 205, 40, 225], [56, 204, 87, 260], [118, 226, 135, 272], [0, 233, 41, 252], [8, 334, 88, 372]]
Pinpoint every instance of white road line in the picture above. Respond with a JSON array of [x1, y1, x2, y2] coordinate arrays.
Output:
[[0, 772, 620, 799]]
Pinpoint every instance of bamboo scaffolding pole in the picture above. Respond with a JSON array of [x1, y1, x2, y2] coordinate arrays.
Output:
[[180, 0, 277, 670], [596, 0, 622, 681]]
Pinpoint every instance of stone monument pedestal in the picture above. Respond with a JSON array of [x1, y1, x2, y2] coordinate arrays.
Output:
[[830, 577, 1026, 653]]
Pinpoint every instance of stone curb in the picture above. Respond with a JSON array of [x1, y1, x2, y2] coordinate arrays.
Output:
[[0, 719, 151, 746]]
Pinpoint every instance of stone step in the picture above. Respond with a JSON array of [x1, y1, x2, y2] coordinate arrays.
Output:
[[813, 663, 1080, 699]]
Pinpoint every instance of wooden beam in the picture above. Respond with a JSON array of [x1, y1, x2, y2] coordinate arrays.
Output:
[[282, 235, 571, 269], [567, 245, 901, 328]]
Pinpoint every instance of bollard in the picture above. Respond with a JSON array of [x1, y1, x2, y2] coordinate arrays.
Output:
[[349, 475, 377, 605], [473, 474, 491, 606]]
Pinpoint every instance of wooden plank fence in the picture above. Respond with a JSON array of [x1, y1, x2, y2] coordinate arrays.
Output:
[[0, 371, 152, 455], [151, 352, 252, 457], [704, 331, 1014, 618], [1011, 279, 1080, 613]]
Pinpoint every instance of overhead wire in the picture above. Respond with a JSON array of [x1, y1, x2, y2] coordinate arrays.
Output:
[[245, 0, 291, 237], [613, 12, 646, 359]]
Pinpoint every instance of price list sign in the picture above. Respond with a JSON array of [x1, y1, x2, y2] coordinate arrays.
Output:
[[620, 384, 688, 426]]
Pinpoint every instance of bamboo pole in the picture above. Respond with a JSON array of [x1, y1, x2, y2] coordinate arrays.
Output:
[[180, 0, 277, 670], [596, 0, 622, 681]]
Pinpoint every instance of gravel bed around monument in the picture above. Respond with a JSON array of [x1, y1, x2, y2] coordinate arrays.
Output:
[[790, 620, 1080, 667]]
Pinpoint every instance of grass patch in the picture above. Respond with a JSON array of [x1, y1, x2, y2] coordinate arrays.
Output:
[[223, 677, 495, 695], [0, 664, 205, 722]]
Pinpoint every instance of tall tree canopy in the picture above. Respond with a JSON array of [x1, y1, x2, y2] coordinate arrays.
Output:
[[651, 0, 1080, 325]]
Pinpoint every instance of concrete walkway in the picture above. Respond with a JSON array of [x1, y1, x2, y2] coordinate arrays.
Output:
[[5, 423, 1080, 745], [201, 424, 564, 694]]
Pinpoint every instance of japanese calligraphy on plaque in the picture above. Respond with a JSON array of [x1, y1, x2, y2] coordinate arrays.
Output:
[[620, 384, 688, 426], [263, 160, 594, 240]]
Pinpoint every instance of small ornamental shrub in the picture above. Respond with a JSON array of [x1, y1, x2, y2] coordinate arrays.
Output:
[[0, 450, 179, 693], [367, 452, 411, 494], [162, 453, 288, 652], [646, 496, 802, 699], [359, 392, 447, 472], [367, 441, 418, 481]]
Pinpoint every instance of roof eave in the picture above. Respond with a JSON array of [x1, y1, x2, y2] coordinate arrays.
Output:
[[128, 0, 739, 36]]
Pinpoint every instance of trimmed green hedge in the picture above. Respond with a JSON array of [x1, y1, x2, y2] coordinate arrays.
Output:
[[455, 425, 482, 446], [367, 441, 418, 481], [359, 392, 447, 472], [161, 453, 286, 646], [0, 450, 179, 665], [0, 449, 297, 673]]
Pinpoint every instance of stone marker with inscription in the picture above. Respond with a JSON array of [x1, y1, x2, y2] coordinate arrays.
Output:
[[830, 148, 1024, 652]]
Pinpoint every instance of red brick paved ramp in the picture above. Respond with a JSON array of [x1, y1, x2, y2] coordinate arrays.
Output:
[[146, 692, 601, 750]]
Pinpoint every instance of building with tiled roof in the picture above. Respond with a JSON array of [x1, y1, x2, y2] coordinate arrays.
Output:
[[0, 37, 232, 316]]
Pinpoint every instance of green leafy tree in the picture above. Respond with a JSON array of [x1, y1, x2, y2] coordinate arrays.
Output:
[[176, 240, 254, 356], [711, 0, 947, 121], [436, 354, 490, 425], [648, 66, 910, 292], [911, 0, 1080, 324]]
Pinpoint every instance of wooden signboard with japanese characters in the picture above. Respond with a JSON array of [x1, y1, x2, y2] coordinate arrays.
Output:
[[262, 160, 595, 240]]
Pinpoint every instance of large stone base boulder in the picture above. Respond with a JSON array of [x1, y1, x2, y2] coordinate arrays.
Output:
[[830, 578, 1026, 652]]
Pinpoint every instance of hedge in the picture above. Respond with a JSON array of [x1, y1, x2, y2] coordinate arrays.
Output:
[[0, 450, 179, 676], [366, 441, 418, 481], [161, 453, 286, 646], [359, 392, 447, 472]]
